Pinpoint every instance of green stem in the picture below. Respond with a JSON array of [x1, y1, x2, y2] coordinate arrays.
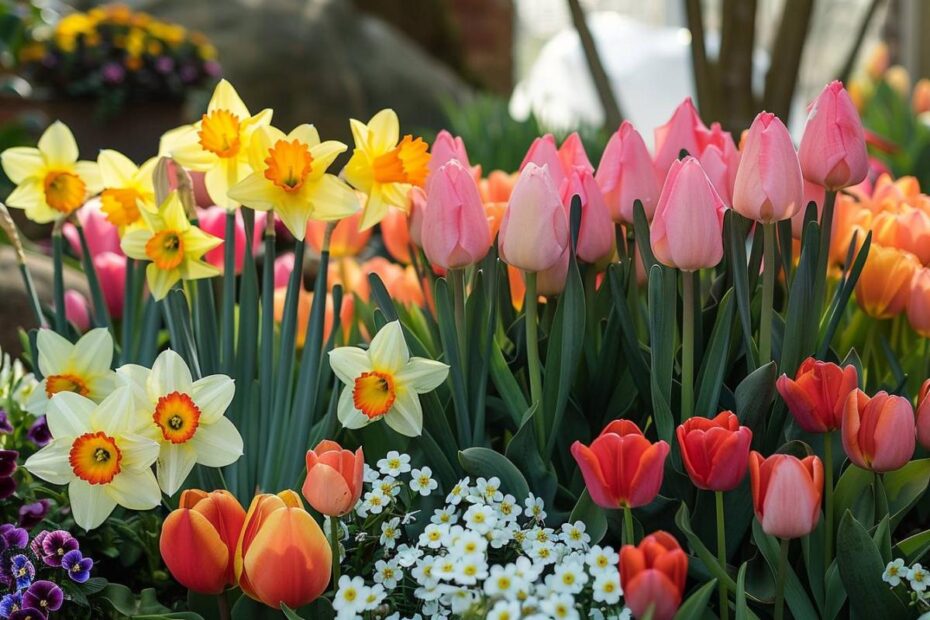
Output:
[[51, 228, 66, 334], [824, 431, 834, 568], [216, 590, 230, 620], [760, 223, 777, 366], [716, 491, 729, 620], [221, 212, 236, 373], [330, 516, 341, 585], [524, 272, 544, 452], [774, 537, 789, 620], [681, 270, 695, 420], [623, 505, 635, 546], [814, 190, 837, 314], [451, 268, 468, 376]]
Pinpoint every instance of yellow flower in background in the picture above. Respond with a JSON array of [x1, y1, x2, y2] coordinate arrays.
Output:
[[344, 109, 430, 230], [1, 121, 101, 223], [227, 124, 359, 240], [97, 150, 157, 231], [121, 192, 222, 300], [160, 80, 272, 210]]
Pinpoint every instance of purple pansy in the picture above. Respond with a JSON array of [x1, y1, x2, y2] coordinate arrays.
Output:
[[28, 532, 46, 559], [0, 592, 22, 618], [25, 418, 50, 448], [16, 502, 50, 531], [9, 556, 33, 591], [0, 451, 17, 501], [61, 550, 92, 584], [40, 531, 77, 568], [8, 608, 44, 620], [0, 525, 27, 552], [0, 410, 12, 434], [23, 580, 62, 613]]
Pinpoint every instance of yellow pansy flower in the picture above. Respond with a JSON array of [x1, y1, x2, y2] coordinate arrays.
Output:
[[97, 149, 157, 231], [344, 109, 431, 230], [1, 121, 102, 223], [120, 192, 221, 300], [160, 80, 272, 210], [227, 124, 359, 240]]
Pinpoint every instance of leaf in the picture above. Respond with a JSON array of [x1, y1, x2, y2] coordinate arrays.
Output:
[[458, 447, 530, 501], [231, 595, 287, 620], [673, 578, 717, 620], [734, 362, 777, 447], [780, 224, 818, 376], [505, 405, 557, 508], [568, 490, 607, 545], [607, 265, 652, 406], [833, 464, 875, 533], [434, 277, 470, 447], [751, 521, 819, 619], [896, 529, 930, 564], [824, 561, 846, 620], [734, 562, 760, 620], [883, 458, 930, 529], [725, 211, 758, 371], [648, 265, 678, 443], [675, 502, 738, 592], [489, 339, 528, 427], [695, 289, 735, 418]]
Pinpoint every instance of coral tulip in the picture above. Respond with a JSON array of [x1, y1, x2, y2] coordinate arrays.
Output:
[[654, 97, 709, 182], [619, 531, 688, 620], [421, 159, 490, 269], [650, 156, 726, 271], [302, 440, 364, 517], [570, 419, 670, 509], [908, 268, 930, 337], [560, 168, 614, 264], [235, 490, 332, 609], [916, 380, 930, 450], [698, 122, 740, 205], [380, 206, 412, 263], [749, 452, 823, 539], [733, 112, 804, 223], [676, 411, 752, 492], [776, 357, 859, 433], [872, 206, 930, 265], [160, 489, 246, 594], [798, 81, 869, 190], [307, 210, 372, 258], [855, 245, 920, 319], [841, 390, 915, 473], [499, 163, 570, 273], [521, 134, 566, 189], [595, 121, 661, 223]]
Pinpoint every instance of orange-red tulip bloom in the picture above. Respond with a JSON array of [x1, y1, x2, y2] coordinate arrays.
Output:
[[841, 390, 916, 472], [302, 440, 364, 517], [620, 531, 688, 620], [855, 244, 920, 319], [749, 452, 823, 539], [676, 411, 752, 492], [776, 357, 859, 433]]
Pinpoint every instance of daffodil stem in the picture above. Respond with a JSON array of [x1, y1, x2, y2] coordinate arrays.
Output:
[[681, 270, 695, 421], [330, 516, 341, 586], [221, 212, 236, 373], [760, 223, 777, 366], [524, 272, 544, 453], [51, 227, 66, 334], [451, 268, 467, 376], [623, 505, 635, 546], [775, 538, 789, 620], [824, 431, 834, 569], [122, 258, 136, 363], [716, 490, 728, 620]]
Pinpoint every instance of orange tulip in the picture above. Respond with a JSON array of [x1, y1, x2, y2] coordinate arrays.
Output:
[[915, 379, 930, 450], [829, 193, 871, 266], [908, 268, 930, 337], [380, 206, 412, 264], [872, 206, 930, 265], [235, 490, 332, 609], [306, 209, 372, 258], [620, 531, 688, 620], [841, 390, 915, 473], [855, 244, 920, 318], [914, 79, 930, 114], [302, 440, 364, 517], [159, 489, 246, 594]]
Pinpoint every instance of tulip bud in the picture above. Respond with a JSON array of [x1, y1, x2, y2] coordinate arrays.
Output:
[[421, 159, 491, 270], [557, 132, 594, 175], [676, 411, 752, 492], [650, 157, 726, 272], [749, 452, 823, 539], [654, 97, 709, 183], [63, 290, 90, 332], [620, 531, 688, 620], [916, 380, 930, 450], [866, 42, 890, 80], [842, 390, 915, 473], [798, 81, 868, 190], [790, 179, 826, 239], [499, 163, 570, 273], [407, 187, 426, 248], [595, 121, 661, 223], [698, 123, 740, 206], [92, 252, 127, 319], [521, 134, 566, 189], [733, 112, 804, 223], [855, 245, 920, 319], [872, 206, 930, 265], [776, 357, 858, 433], [429, 129, 470, 173], [560, 168, 614, 264], [197, 206, 262, 274], [908, 268, 930, 337], [570, 419, 670, 509], [536, 248, 569, 296], [302, 440, 364, 517], [886, 65, 912, 98], [914, 79, 930, 114], [307, 210, 371, 258]]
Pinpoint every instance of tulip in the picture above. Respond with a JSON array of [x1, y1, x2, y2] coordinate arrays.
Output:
[[520, 135, 566, 189], [160, 489, 246, 594], [776, 357, 858, 433], [302, 440, 364, 517], [855, 245, 920, 319], [557, 132, 594, 174], [536, 248, 569, 296], [676, 411, 752, 492], [196, 206, 265, 274], [916, 380, 930, 450], [733, 112, 804, 223], [650, 156, 726, 272], [698, 123, 740, 205], [654, 97, 709, 183], [749, 452, 823, 538], [914, 79, 930, 114], [842, 390, 915, 472], [380, 206, 412, 263], [421, 159, 491, 270], [407, 187, 427, 248], [560, 168, 614, 264], [429, 129, 470, 173], [595, 121, 661, 223], [92, 252, 127, 319], [307, 210, 372, 258], [798, 81, 868, 190], [235, 490, 332, 609], [499, 163, 570, 273], [363, 258, 424, 307], [63, 290, 90, 332], [274, 288, 343, 348], [872, 206, 930, 265], [791, 179, 827, 239], [909, 268, 930, 337], [619, 531, 688, 620], [886, 65, 912, 98], [62, 198, 121, 258], [866, 42, 890, 80]]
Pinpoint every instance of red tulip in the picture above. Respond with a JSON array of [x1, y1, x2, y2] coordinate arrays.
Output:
[[749, 452, 823, 539], [676, 411, 752, 492], [798, 81, 869, 190], [841, 390, 915, 472], [620, 531, 688, 620], [916, 380, 930, 450], [776, 357, 859, 433], [302, 440, 364, 517], [595, 121, 661, 223], [733, 112, 804, 223]]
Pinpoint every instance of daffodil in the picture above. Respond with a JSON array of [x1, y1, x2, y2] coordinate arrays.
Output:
[[117, 349, 243, 496], [26, 328, 116, 417], [344, 109, 430, 230], [120, 192, 222, 300], [329, 320, 448, 437], [227, 124, 358, 240], [160, 79, 272, 210], [1, 121, 101, 223], [97, 149, 157, 231], [23, 387, 161, 530]]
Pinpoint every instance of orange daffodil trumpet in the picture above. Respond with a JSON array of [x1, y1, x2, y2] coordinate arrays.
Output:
[[329, 321, 449, 437], [1, 121, 101, 223], [26, 328, 116, 416], [97, 149, 158, 231]]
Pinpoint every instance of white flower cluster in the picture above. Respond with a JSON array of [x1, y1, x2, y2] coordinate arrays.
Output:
[[332, 451, 630, 620], [884, 558, 930, 611], [0, 347, 37, 404]]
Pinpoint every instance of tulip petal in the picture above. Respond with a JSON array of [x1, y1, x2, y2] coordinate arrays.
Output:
[[160, 508, 229, 594]]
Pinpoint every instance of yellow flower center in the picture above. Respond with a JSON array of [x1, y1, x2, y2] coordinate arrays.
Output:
[[43, 171, 86, 214], [372, 135, 430, 187], [69, 431, 122, 484], [100, 188, 142, 227], [198, 110, 241, 158], [352, 370, 396, 419], [264, 139, 313, 192], [145, 230, 185, 270], [153, 391, 201, 444], [45, 373, 90, 399]]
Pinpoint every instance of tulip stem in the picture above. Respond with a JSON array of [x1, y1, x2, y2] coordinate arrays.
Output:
[[451, 268, 468, 377], [681, 271, 695, 420], [623, 505, 635, 546], [330, 516, 341, 586], [760, 223, 777, 366], [715, 490, 728, 620], [524, 272, 544, 452], [216, 590, 230, 620], [824, 431, 834, 569], [775, 537, 789, 620]]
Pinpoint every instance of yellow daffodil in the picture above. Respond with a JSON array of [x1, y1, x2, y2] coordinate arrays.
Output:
[[26, 328, 116, 417], [160, 79, 272, 210], [97, 149, 157, 231], [24, 387, 161, 530], [227, 124, 359, 240], [118, 349, 242, 496], [1, 121, 101, 223], [120, 192, 221, 300], [344, 109, 431, 230], [329, 320, 448, 437]]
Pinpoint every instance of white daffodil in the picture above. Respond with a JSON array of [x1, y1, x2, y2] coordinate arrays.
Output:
[[117, 349, 242, 496], [328, 320, 449, 437], [23, 387, 160, 530], [27, 328, 116, 416]]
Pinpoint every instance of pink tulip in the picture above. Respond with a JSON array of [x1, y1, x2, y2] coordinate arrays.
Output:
[[428, 130, 471, 190], [196, 207, 265, 275], [698, 123, 740, 205], [560, 168, 614, 264], [750, 452, 823, 539], [798, 81, 869, 190], [733, 112, 804, 223], [93, 251, 127, 319], [499, 163, 570, 273], [842, 390, 916, 472], [407, 187, 427, 248], [596, 121, 661, 223], [274, 252, 297, 290], [650, 157, 726, 272], [62, 198, 121, 258], [520, 134, 566, 190], [558, 132, 594, 175], [791, 179, 827, 239], [421, 159, 491, 270], [63, 290, 90, 331], [916, 380, 930, 451], [654, 98, 709, 183], [536, 248, 569, 296]]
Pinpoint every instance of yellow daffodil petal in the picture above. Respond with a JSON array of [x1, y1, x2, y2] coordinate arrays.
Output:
[[274, 198, 312, 241], [36, 329, 75, 376], [306, 141, 347, 181], [73, 160, 103, 194], [1, 147, 43, 183], [98, 149, 138, 186], [227, 173, 275, 212], [70, 327, 114, 376], [163, 125, 215, 170], [38, 121, 79, 167], [121, 229, 152, 259], [161, 193, 191, 231], [146, 262, 180, 300], [151, 350, 195, 395], [208, 79, 250, 119], [288, 124, 321, 148], [367, 321, 409, 373], [366, 109, 400, 154], [359, 186, 390, 231], [306, 175, 359, 221], [179, 259, 220, 281], [183, 226, 223, 257]]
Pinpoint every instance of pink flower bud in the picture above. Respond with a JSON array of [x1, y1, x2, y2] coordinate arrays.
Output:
[[499, 163, 570, 273], [595, 121, 661, 223], [93, 251, 127, 319], [421, 159, 491, 270], [560, 168, 614, 264], [698, 123, 740, 205], [733, 112, 803, 223], [520, 135, 566, 190], [654, 98, 709, 183], [64, 290, 90, 332], [557, 132, 594, 175], [798, 81, 869, 190]]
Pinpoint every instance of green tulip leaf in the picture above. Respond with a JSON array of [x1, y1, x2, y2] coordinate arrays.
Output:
[[751, 521, 818, 619], [884, 458, 930, 528], [672, 578, 717, 620], [568, 489, 608, 545], [458, 447, 530, 501]]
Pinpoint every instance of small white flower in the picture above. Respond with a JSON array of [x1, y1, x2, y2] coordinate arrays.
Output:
[[528, 540, 558, 565], [540, 593, 579, 620], [431, 507, 458, 525], [410, 466, 438, 496], [378, 450, 412, 477], [474, 476, 503, 503], [453, 557, 488, 585], [498, 494, 523, 521], [364, 463, 380, 483], [592, 572, 622, 605], [487, 600, 521, 620], [618, 607, 632, 620], [525, 493, 547, 522], [363, 488, 389, 514], [420, 523, 447, 549], [333, 575, 367, 614], [362, 583, 385, 611], [586, 545, 620, 576], [374, 558, 403, 590], [484, 564, 518, 597], [560, 522, 590, 549], [379, 475, 402, 497], [550, 561, 588, 594], [380, 517, 401, 548], [451, 530, 487, 558], [446, 477, 471, 505], [463, 504, 497, 534], [884, 558, 907, 587], [442, 585, 478, 614], [909, 563, 930, 592], [395, 543, 422, 567]]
